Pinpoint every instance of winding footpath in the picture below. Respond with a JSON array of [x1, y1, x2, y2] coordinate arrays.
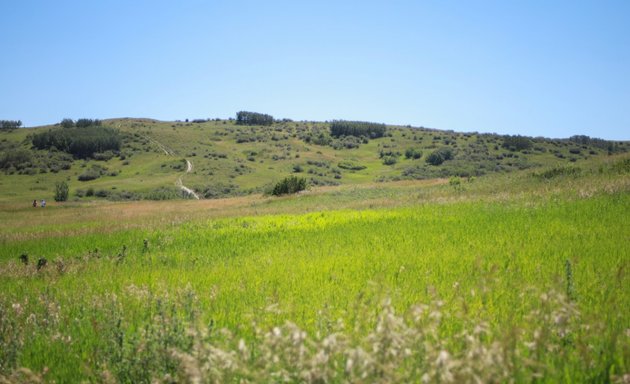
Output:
[[176, 159, 200, 199], [143, 135, 200, 200]]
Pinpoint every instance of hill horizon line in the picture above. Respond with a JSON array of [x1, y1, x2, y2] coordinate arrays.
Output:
[[13, 116, 629, 142]]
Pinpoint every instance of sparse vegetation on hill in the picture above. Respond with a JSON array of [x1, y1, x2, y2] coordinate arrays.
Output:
[[0, 116, 628, 203]]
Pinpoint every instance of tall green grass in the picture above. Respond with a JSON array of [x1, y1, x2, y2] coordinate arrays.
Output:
[[1, 191, 628, 382]]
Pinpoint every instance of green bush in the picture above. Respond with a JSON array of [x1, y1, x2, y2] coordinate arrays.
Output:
[[78, 165, 108, 181], [0, 149, 32, 170], [382, 156, 398, 166], [94, 189, 110, 198], [144, 187, 187, 200], [502, 135, 533, 151], [78, 169, 101, 181], [93, 151, 116, 161], [338, 161, 366, 171], [196, 183, 240, 199], [426, 148, 454, 166], [272, 176, 307, 196], [54, 181, 69, 202], [404, 148, 423, 159], [331, 136, 362, 149]]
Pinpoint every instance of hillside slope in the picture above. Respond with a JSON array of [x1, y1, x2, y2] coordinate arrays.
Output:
[[0, 117, 628, 203]]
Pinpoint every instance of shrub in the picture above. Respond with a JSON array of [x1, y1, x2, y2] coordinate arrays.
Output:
[[382, 156, 398, 166], [144, 187, 186, 200], [449, 176, 463, 191], [197, 183, 240, 199], [0, 149, 32, 170], [78, 169, 101, 181], [94, 189, 110, 198], [425, 148, 454, 166], [338, 161, 366, 171], [272, 176, 307, 196], [331, 136, 362, 149], [54, 181, 69, 202], [404, 148, 423, 159], [93, 151, 116, 161], [502, 135, 533, 151], [310, 133, 332, 146]]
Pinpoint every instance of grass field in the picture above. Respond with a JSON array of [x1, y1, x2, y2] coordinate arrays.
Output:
[[1, 154, 629, 382]]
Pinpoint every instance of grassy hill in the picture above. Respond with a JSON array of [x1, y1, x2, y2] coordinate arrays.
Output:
[[1, 116, 627, 204], [1, 117, 629, 382]]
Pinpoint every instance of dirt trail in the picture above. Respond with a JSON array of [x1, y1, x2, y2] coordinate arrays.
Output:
[[143, 135, 173, 156], [144, 135, 200, 199], [176, 160, 200, 200]]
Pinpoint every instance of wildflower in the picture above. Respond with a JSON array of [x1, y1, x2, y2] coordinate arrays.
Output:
[[12, 303, 23, 316]]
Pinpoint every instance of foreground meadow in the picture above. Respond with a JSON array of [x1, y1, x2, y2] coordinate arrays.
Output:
[[1, 158, 629, 383]]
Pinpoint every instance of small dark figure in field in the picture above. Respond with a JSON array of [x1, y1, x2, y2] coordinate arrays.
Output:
[[36, 257, 47, 270], [116, 245, 127, 264], [19, 253, 29, 265], [32, 199, 37, 208]]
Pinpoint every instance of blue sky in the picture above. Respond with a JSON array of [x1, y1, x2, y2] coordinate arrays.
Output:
[[1, 0, 629, 139]]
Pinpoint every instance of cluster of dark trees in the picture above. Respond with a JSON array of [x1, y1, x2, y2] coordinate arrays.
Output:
[[426, 147, 454, 166], [0, 120, 22, 130], [32, 126, 121, 159], [501, 135, 533, 151], [272, 176, 307, 196], [330, 120, 386, 138], [236, 111, 274, 126], [569, 135, 620, 152], [60, 118, 102, 128]]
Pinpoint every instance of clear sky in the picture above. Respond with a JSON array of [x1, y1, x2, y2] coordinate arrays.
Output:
[[1, 1, 629, 139]]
